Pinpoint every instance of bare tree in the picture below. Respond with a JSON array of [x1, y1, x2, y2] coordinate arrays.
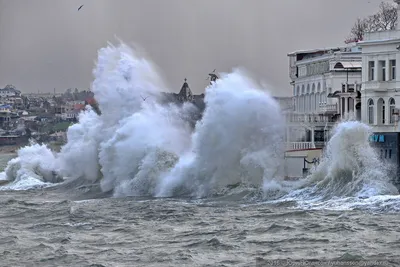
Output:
[[345, 2, 398, 44]]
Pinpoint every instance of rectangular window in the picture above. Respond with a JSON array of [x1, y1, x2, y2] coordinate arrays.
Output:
[[390, 60, 396, 80], [369, 61, 375, 81], [379, 60, 386, 81]]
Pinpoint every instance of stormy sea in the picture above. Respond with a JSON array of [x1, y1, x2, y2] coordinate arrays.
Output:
[[0, 43, 400, 267]]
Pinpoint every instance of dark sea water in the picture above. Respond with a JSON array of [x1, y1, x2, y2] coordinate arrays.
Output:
[[0, 180, 400, 266]]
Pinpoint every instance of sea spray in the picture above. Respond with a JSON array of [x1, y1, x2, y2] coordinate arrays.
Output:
[[156, 71, 286, 198], [99, 103, 191, 196], [56, 107, 102, 182], [1, 43, 287, 197], [4, 42, 396, 205], [4, 141, 61, 189], [297, 121, 398, 200]]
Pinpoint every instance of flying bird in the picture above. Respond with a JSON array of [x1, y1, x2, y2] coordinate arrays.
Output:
[[140, 95, 149, 101], [78, 5, 84, 11]]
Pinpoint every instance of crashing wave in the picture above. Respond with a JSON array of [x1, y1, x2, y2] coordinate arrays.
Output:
[[1, 42, 399, 207], [1, 42, 285, 198]]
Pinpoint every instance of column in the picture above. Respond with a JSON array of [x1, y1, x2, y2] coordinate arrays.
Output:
[[344, 97, 348, 118], [397, 53, 400, 81], [286, 127, 290, 143], [374, 59, 379, 81], [311, 127, 315, 147], [386, 59, 390, 81], [374, 97, 378, 125], [385, 97, 390, 125]]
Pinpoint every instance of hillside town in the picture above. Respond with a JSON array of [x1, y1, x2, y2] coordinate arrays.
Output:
[[0, 85, 96, 150], [0, 72, 215, 151]]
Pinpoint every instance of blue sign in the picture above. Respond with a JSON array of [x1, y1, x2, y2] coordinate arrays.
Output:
[[369, 134, 385, 143]]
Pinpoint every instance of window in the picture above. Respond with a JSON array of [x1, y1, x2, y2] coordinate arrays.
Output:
[[390, 60, 396, 80], [368, 99, 374, 124], [369, 61, 375, 81], [382, 102, 386, 124], [390, 98, 396, 124], [385, 149, 388, 159], [389, 149, 392, 159], [379, 60, 386, 81]]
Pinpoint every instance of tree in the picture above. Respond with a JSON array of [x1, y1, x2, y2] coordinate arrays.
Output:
[[345, 2, 398, 43]]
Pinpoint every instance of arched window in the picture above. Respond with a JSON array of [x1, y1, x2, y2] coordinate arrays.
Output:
[[317, 83, 321, 92], [377, 98, 385, 124], [301, 85, 305, 95], [368, 99, 374, 124], [390, 98, 396, 124]]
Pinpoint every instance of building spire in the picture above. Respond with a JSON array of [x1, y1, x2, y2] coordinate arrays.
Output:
[[178, 77, 193, 102]]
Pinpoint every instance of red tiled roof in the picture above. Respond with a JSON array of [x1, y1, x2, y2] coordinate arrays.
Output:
[[74, 104, 85, 110], [85, 98, 96, 105]]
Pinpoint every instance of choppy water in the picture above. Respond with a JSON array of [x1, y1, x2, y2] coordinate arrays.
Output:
[[1, 43, 400, 266], [1, 187, 400, 266]]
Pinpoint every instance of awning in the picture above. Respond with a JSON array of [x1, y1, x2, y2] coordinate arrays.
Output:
[[334, 61, 362, 69]]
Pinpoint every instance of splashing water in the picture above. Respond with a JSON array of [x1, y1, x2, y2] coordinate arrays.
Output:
[[156, 72, 285, 198], [1, 42, 399, 210], [1, 43, 285, 198], [278, 120, 400, 210]]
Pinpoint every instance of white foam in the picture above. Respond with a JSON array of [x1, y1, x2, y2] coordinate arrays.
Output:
[[1, 42, 399, 209]]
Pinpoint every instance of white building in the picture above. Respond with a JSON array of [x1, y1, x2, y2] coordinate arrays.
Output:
[[358, 1, 400, 132], [287, 45, 362, 149], [0, 85, 21, 98]]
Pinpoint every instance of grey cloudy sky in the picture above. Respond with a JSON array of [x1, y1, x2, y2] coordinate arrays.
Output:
[[0, 0, 392, 96]]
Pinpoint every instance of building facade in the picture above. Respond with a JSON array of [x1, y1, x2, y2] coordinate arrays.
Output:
[[287, 45, 362, 149], [358, 29, 400, 132]]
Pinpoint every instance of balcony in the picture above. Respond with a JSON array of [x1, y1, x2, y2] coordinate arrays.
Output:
[[286, 142, 315, 151], [319, 103, 338, 114], [364, 81, 396, 92], [287, 114, 336, 123]]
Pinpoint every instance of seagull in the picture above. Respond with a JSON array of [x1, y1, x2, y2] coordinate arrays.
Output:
[[140, 95, 149, 101], [78, 5, 84, 11]]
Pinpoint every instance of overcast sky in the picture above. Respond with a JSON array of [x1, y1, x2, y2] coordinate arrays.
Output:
[[0, 0, 392, 96]]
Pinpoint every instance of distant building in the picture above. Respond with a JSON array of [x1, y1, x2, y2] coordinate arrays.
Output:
[[0, 85, 21, 98]]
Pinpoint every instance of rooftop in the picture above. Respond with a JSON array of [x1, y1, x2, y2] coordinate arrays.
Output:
[[358, 29, 400, 45], [288, 45, 360, 57]]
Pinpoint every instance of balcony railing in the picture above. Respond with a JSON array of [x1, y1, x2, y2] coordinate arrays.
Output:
[[287, 114, 336, 123], [287, 142, 315, 151], [319, 103, 337, 113]]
